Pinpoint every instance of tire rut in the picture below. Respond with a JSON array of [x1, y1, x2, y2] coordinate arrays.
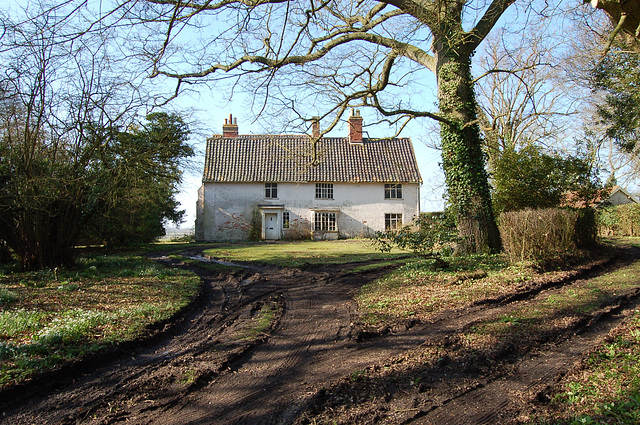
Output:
[[411, 292, 640, 425], [296, 250, 640, 425], [2, 248, 640, 425]]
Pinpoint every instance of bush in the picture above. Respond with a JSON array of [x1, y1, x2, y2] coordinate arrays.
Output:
[[373, 212, 457, 260], [598, 204, 640, 236], [499, 208, 597, 262], [283, 218, 312, 240], [0, 240, 12, 265], [491, 145, 599, 216], [574, 208, 599, 250], [170, 232, 195, 243], [248, 209, 262, 241]]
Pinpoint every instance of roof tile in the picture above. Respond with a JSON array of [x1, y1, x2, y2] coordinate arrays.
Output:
[[203, 135, 422, 183]]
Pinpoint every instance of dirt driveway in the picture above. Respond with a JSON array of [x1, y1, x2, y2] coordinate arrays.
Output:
[[1, 246, 640, 424]]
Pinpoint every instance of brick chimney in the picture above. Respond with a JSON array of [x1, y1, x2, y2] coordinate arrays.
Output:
[[222, 114, 238, 137], [311, 116, 320, 139], [347, 109, 363, 144]]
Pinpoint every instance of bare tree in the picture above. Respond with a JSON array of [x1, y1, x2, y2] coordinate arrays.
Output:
[[475, 26, 585, 170]]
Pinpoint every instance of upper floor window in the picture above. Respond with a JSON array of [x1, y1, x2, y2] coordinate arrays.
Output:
[[385, 213, 402, 231], [265, 183, 278, 199], [315, 183, 333, 199], [385, 183, 403, 199]]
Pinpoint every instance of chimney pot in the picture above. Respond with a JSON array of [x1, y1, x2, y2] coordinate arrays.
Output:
[[312, 117, 320, 139], [222, 113, 239, 137], [347, 109, 363, 144]]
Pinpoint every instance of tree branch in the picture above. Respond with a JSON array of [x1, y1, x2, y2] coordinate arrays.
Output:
[[466, 0, 517, 52], [146, 0, 289, 12], [151, 30, 436, 79], [602, 11, 628, 56]]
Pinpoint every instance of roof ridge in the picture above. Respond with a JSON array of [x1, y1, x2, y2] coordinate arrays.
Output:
[[208, 134, 411, 141]]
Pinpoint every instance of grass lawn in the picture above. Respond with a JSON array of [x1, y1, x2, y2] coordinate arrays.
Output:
[[357, 253, 519, 325], [202, 239, 409, 268], [0, 251, 200, 387]]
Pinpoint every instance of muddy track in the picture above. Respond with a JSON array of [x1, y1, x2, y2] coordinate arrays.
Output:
[[1, 247, 640, 424]]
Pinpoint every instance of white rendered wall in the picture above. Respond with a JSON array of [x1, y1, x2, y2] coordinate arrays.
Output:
[[196, 181, 420, 241]]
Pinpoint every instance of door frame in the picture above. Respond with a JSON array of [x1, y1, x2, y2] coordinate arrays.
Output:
[[259, 205, 284, 240]]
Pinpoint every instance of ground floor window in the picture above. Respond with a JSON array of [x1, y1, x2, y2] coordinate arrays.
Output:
[[282, 212, 290, 228], [314, 212, 337, 231], [385, 213, 402, 231]]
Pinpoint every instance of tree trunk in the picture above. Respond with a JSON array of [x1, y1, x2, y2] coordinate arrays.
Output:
[[13, 208, 79, 271], [590, 0, 640, 53], [436, 53, 502, 254]]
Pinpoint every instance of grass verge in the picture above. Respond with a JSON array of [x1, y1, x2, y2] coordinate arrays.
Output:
[[357, 253, 520, 325], [462, 251, 640, 352], [354, 239, 640, 423], [0, 251, 200, 388]]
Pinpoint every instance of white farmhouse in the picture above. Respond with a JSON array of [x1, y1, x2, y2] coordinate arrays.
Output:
[[195, 111, 422, 241]]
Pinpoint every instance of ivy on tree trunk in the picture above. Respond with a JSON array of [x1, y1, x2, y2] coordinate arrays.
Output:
[[437, 55, 502, 254]]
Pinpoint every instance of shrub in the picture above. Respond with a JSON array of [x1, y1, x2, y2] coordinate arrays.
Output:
[[373, 212, 457, 261], [491, 145, 598, 216], [248, 208, 262, 241], [499, 208, 597, 262], [574, 208, 599, 250], [598, 203, 640, 236], [0, 241, 12, 265], [283, 218, 312, 240], [170, 232, 195, 243]]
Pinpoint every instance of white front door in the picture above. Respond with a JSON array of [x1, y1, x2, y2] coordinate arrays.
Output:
[[264, 213, 279, 239]]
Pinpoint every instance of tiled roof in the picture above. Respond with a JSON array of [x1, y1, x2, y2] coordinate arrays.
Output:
[[202, 135, 422, 183]]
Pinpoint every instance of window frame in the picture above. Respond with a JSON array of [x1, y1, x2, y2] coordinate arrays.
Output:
[[384, 183, 403, 199], [282, 212, 290, 229], [314, 212, 337, 232], [385, 213, 403, 231], [265, 183, 278, 199], [315, 183, 334, 200]]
